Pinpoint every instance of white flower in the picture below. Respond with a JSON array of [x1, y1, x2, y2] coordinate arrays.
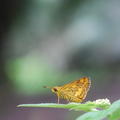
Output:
[[94, 98, 111, 105]]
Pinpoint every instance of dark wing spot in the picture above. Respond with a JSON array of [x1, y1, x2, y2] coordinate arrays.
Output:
[[76, 80, 80, 83]]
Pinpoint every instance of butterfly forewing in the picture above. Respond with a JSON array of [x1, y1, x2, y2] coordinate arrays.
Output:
[[59, 77, 91, 102]]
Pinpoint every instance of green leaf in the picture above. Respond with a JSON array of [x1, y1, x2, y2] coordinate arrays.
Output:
[[76, 109, 108, 120], [17, 103, 77, 109], [17, 99, 111, 112], [77, 99, 120, 120], [17, 102, 94, 112], [107, 99, 120, 120], [17, 98, 120, 120]]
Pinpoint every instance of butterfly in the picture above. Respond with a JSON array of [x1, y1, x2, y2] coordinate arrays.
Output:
[[44, 77, 91, 103]]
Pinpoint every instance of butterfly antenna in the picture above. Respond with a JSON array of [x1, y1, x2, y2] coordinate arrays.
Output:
[[43, 86, 51, 89]]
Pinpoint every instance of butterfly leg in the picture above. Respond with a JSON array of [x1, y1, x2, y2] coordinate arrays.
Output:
[[57, 95, 60, 104], [68, 101, 70, 104]]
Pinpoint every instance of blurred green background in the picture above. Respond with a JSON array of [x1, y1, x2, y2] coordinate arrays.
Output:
[[0, 0, 120, 120]]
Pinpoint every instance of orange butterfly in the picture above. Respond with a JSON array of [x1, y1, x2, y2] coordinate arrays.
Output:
[[44, 77, 91, 103]]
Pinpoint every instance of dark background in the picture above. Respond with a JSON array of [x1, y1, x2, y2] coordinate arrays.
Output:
[[0, 0, 120, 120]]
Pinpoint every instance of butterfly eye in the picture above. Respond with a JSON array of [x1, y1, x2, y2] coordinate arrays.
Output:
[[53, 88, 58, 92]]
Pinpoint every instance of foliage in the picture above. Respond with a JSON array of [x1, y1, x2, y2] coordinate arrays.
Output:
[[18, 99, 120, 120]]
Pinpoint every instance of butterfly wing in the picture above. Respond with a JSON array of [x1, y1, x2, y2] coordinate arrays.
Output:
[[59, 77, 91, 102]]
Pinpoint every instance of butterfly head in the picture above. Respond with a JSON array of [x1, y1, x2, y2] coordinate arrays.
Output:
[[51, 86, 61, 93]]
